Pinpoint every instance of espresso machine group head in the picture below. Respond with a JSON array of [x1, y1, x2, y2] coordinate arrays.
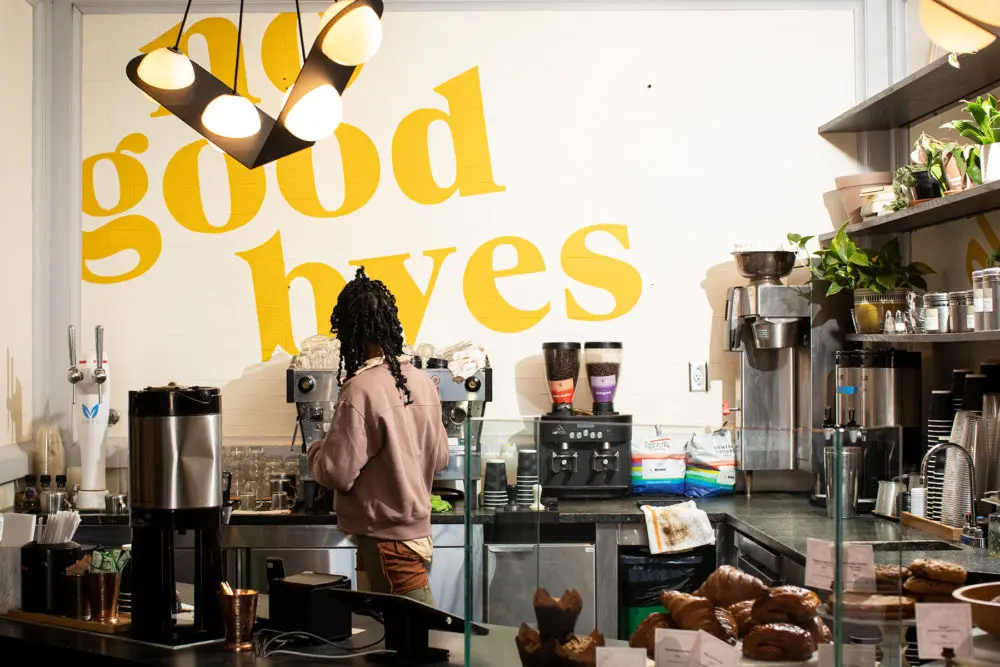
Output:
[[287, 367, 340, 513]]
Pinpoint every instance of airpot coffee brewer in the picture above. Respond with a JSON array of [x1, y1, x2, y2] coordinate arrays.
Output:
[[129, 385, 224, 644], [538, 342, 632, 498]]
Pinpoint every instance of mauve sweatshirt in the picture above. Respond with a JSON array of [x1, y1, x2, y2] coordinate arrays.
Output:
[[308, 359, 449, 541]]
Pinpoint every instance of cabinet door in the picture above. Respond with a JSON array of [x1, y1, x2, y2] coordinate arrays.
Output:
[[486, 544, 595, 629], [246, 548, 356, 593], [428, 547, 466, 618]]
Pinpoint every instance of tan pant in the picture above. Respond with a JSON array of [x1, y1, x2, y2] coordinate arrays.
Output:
[[355, 536, 436, 606]]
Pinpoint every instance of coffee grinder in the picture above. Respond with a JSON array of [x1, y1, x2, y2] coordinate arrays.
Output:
[[129, 385, 225, 644], [537, 342, 632, 498]]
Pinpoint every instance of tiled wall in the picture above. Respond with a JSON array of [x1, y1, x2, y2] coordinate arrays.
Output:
[[0, 0, 33, 504]]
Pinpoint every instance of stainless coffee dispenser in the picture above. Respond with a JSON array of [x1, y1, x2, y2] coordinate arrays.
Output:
[[725, 251, 812, 480], [833, 349, 921, 509]]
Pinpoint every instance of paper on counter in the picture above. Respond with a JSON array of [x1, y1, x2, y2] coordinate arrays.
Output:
[[804, 538, 875, 592], [917, 602, 973, 660], [0, 513, 35, 547], [687, 631, 737, 667], [596, 646, 646, 667], [654, 628, 698, 667]]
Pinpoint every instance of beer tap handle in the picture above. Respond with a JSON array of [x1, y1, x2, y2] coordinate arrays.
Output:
[[66, 326, 83, 404], [94, 325, 107, 404]]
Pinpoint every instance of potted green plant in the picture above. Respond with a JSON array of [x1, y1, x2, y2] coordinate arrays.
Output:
[[788, 223, 934, 332], [942, 94, 1000, 182]]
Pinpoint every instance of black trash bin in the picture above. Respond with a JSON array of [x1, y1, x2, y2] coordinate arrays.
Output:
[[618, 545, 715, 639]]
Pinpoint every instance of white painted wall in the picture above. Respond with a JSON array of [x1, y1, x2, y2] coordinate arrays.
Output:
[[80, 7, 860, 448], [0, 0, 34, 503]]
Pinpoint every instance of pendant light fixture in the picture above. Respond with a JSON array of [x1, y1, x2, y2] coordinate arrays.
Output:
[[921, 0, 1000, 55], [126, 0, 384, 169]]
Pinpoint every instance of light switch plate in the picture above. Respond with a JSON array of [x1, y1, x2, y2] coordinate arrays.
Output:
[[689, 361, 708, 392]]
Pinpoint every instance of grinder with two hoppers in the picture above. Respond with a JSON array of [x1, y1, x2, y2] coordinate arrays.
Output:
[[66, 325, 119, 510]]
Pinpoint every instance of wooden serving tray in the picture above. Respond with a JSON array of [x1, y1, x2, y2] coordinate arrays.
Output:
[[901, 512, 964, 542], [5, 608, 131, 634]]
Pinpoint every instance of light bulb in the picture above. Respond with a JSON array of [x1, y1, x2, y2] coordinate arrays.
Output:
[[284, 85, 343, 141], [920, 0, 998, 54], [137, 47, 195, 90], [320, 1, 383, 66], [201, 94, 261, 139]]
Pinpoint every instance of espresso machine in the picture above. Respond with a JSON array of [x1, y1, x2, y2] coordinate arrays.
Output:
[[725, 251, 812, 492], [537, 342, 632, 498], [425, 361, 492, 509], [287, 366, 339, 513], [129, 385, 224, 644], [833, 349, 921, 510]]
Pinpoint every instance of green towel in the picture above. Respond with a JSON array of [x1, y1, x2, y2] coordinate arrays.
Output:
[[430, 494, 452, 513]]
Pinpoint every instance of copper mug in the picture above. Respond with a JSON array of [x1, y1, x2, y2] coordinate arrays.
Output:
[[84, 571, 120, 622], [219, 589, 258, 651]]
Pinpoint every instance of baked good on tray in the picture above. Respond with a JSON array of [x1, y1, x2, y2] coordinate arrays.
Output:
[[908, 559, 967, 585], [903, 575, 961, 598], [728, 599, 757, 638], [628, 612, 675, 658], [800, 615, 832, 645], [875, 564, 911, 593], [552, 630, 604, 667], [695, 565, 768, 608], [741, 623, 817, 662], [827, 592, 916, 620], [534, 588, 583, 642], [659, 591, 737, 644], [751, 586, 822, 625]]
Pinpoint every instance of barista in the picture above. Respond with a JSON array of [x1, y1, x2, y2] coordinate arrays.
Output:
[[308, 267, 449, 605]]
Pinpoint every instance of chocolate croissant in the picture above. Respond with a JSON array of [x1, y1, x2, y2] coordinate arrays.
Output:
[[727, 599, 756, 638], [801, 615, 832, 645], [629, 612, 675, 658], [695, 565, 768, 608], [534, 588, 583, 642], [751, 586, 822, 625], [742, 623, 816, 662], [659, 591, 737, 644]]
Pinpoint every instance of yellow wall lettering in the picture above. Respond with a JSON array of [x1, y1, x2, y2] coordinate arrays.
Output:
[[968, 215, 1000, 283], [83, 215, 163, 284], [82, 133, 149, 217], [260, 13, 302, 92], [463, 236, 550, 333], [236, 232, 347, 361], [163, 139, 266, 234], [140, 18, 260, 118], [562, 224, 642, 321], [349, 248, 457, 345], [275, 124, 380, 218], [392, 67, 506, 205]]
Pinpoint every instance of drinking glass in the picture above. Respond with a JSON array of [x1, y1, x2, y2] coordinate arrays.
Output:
[[990, 513, 1000, 557]]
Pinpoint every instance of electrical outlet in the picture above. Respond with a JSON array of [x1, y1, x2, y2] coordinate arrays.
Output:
[[689, 361, 708, 392]]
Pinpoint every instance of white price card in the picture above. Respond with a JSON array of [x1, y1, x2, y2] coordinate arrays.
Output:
[[686, 631, 737, 667], [654, 628, 698, 667], [804, 538, 876, 592], [817, 644, 876, 667], [916, 602, 973, 660], [596, 647, 647, 667]]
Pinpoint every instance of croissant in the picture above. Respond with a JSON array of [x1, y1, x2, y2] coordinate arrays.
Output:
[[629, 612, 675, 658], [695, 565, 768, 608], [727, 599, 756, 638], [751, 586, 822, 625], [742, 623, 816, 662], [801, 616, 832, 645], [659, 591, 737, 644]]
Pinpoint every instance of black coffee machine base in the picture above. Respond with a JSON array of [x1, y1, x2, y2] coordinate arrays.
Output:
[[537, 413, 632, 499]]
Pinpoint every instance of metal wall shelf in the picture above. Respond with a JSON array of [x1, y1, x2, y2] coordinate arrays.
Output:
[[818, 180, 1000, 242], [819, 41, 1000, 134], [846, 331, 1000, 343]]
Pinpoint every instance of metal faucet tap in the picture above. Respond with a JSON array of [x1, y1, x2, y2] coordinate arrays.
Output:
[[66, 326, 83, 404], [922, 442, 984, 548], [93, 325, 107, 404]]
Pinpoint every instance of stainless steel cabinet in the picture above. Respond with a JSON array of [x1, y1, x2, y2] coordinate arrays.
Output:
[[485, 544, 596, 629]]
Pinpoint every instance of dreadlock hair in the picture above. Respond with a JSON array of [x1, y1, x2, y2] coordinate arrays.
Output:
[[330, 266, 412, 405]]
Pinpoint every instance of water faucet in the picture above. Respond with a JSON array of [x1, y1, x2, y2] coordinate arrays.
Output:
[[921, 442, 984, 548], [93, 325, 107, 404], [66, 326, 83, 404]]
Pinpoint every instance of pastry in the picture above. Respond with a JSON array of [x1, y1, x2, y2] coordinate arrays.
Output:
[[515, 624, 554, 667], [695, 565, 768, 608], [553, 629, 604, 667], [534, 588, 583, 641], [801, 616, 832, 645], [908, 559, 968, 585], [903, 576, 961, 597], [629, 612, 675, 658], [751, 586, 822, 625], [727, 599, 756, 638], [828, 592, 916, 620], [875, 564, 911, 593], [741, 623, 816, 662], [659, 591, 737, 644]]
